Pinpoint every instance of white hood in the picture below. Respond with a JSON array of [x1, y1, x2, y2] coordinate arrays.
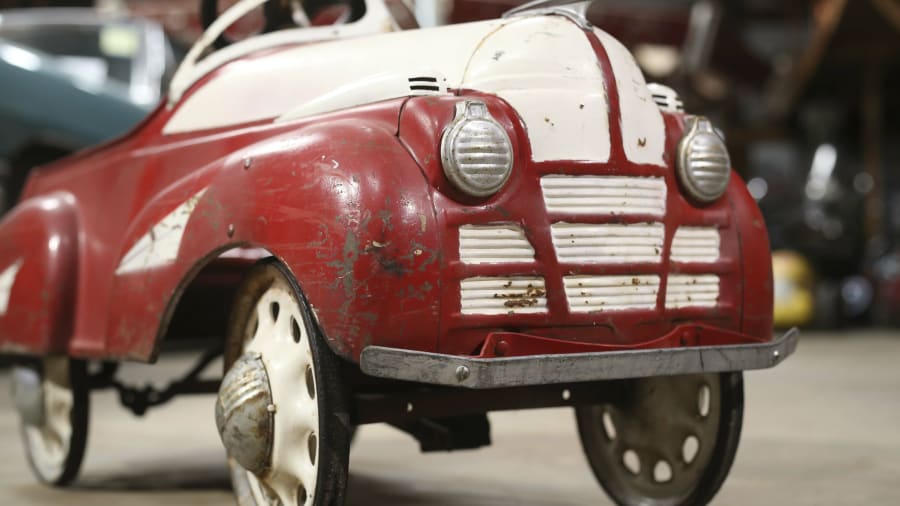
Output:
[[164, 14, 665, 166]]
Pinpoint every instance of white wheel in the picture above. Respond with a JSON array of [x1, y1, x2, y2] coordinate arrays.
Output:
[[13, 357, 89, 486], [222, 260, 351, 506]]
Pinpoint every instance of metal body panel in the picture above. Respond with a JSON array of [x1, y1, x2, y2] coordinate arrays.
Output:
[[360, 327, 799, 389], [0, 12, 776, 371], [0, 193, 79, 354]]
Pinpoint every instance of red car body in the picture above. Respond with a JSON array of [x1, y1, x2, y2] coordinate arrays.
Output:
[[0, 14, 772, 368]]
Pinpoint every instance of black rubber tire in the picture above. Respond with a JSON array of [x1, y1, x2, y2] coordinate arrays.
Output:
[[576, 372, 744, 506], [19, 358, 90, 487], [224, 259, 352, 506]]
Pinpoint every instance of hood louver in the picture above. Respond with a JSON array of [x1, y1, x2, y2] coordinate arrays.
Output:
[[647, 83, 684, 113], [409, 76, 448, 95]]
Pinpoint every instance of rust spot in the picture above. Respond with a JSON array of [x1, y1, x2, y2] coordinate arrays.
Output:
[[579, 104, 585, 109], [632, 277, 641, 285], [638, 137, 647, 147], [493, 285, 546, 309]]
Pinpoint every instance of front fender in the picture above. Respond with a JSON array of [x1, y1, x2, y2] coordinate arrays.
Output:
[[729, 175, 774, 339], [0, 192, 79, 355], [106, 117, 441, 362]]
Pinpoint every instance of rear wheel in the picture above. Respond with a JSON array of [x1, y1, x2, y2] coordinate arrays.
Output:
[[13, 357, 89, 486], [576, 373, 743, 506], [220, 260, 351, 506]]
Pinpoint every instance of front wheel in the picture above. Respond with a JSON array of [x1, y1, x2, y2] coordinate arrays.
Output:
[[575, 372, 744, 506], [218, 260, 352, 506]]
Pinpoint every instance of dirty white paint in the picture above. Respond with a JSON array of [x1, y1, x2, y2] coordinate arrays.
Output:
[[646, 83, 684, 113], [167, 0, 399, 105], [551, 223, 664, 264], [564, 275, 660, 313], [239, 278, 320, 504], [164, 20, 504, 134], [116, 189, 208, 275], [0, 259, 23, 315], [460, 277, 546, 315], [594, 29, 666, 167], [665, 274, 720, 309], [459, 225, 534, 264], [464, 16, 610, 163], [277, 71, 449, 123], [540, 176, 667, 216], [671, 227, 720, 263], [165, 13, 616, 158]]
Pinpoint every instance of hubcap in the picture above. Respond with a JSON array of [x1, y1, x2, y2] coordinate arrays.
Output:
[[585, 374, 722, 505], [232, 279, 320, 506]]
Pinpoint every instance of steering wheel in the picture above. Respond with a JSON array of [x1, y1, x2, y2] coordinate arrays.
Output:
[[200, 0, 363, 48]]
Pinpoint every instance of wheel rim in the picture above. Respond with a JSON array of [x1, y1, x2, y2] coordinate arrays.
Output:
[[238, 278, 320, 506], [21, 357, 75, 482], [580, 374, 723, 506]]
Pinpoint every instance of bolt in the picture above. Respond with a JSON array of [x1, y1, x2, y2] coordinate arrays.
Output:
[[243, 157, 252, 169], [227, 224, 235, 237], [455, 365, 470, 382], [773, 350, 780, 361], [267, 404, 277, 413], [406, 402, 414, 413]]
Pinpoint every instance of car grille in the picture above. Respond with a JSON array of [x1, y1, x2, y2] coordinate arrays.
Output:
[[455, 175, 723, 316]]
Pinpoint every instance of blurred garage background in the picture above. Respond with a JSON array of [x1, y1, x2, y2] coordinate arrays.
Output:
[[0, 0, 898, 504]]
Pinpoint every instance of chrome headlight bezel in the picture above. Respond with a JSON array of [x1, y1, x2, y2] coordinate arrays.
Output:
[[440, 100, 514, 198], [677, 116, 731, 204]]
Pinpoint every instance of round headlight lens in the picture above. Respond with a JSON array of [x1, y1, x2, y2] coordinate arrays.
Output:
[[677, 116, 731, 203], [440, 100, 513, 197]]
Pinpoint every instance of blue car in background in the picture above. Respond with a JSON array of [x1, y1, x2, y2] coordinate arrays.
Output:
[[0, 8, 185, 212]]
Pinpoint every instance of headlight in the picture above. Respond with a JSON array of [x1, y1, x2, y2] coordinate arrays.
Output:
[[440, 100, 513, 197], [677, 116, 731, 203]]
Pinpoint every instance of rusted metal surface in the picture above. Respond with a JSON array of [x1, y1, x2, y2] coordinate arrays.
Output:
[[360, 327, 797, 389], [215, 352, 274, 475]]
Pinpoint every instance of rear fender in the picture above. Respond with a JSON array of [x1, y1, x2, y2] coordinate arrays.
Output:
[[0, 192, 78, 355], [106, 118, 441, 362]]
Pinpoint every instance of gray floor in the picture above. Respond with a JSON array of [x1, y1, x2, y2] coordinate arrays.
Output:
[[0, 331, 898, 505]]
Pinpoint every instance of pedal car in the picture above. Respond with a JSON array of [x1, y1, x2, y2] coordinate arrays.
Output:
[[1, 0, 797, 505]]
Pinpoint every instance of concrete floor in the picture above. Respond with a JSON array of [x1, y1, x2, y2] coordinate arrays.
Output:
[[0, 331, 898, 505]]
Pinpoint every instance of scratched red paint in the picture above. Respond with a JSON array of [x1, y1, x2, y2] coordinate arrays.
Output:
[[0, 21, 771, 365]]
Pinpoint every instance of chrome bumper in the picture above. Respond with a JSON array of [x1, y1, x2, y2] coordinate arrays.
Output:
[[360, 328, 799, 389]]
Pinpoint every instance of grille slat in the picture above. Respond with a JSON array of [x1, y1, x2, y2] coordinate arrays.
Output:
[[666, 275, 720, 309], [671, 227, 720, 263], [459, 225, 534, 264], [541, 176, 666, 216], [564, 275, 661, 312], [460, 277, 547, 315], [551, 223, 663, 264]]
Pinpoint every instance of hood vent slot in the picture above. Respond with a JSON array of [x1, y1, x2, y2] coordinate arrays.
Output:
[[647, 83, 684, 113], [409, 76, 448, 95]]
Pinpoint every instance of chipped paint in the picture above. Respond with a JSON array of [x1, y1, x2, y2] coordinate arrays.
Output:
[[0, 259, 23, 315], [116, 189, 208, 275]]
